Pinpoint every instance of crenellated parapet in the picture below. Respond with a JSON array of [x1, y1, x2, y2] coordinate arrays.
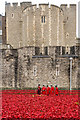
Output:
[[5, 2, 32, 11], [12, 2, 18, 7], [60, 4, 76, 8], [20, 2, 32, 11], [5, 2, 11, 6]]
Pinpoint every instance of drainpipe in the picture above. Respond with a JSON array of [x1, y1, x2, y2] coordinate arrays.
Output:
[[69, 57, 73, 90]]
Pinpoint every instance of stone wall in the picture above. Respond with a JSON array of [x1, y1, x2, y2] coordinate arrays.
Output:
[[2, 49, 17, 88], [2, 16, 6, 44], [1, 45, 79, 88], [1, 45, 79, 89]]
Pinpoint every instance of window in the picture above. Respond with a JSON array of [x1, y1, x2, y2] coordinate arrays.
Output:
[[35, 47, 40, 55], [41, 16, 45, 23], [44, 47, 48, 55], [70, 46, 75, 55], [62, 47, 65, 55], [55, 46, 61, 55]]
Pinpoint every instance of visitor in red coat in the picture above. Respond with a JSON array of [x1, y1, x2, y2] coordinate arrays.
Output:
[[55, 85, 59, 95], [42, 85, 46, 95], [50, 85, 54, 95], [46, 85, 50, 96]]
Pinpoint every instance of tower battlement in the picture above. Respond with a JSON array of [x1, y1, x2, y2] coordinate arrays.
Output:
[[12, 2, 18, 7], [5, 2, 32, 10], [5, 2, 11, 7], [60, 4, 76, 9], [5, 2, 76, 10], [70, 4, 76, 6]]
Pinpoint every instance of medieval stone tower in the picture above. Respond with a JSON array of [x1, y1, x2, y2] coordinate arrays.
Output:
[[5, 2, 76, 53]]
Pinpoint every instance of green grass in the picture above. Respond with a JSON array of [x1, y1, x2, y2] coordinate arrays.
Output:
[[1, 87, 80, 90], [1, 87, 37, 90]]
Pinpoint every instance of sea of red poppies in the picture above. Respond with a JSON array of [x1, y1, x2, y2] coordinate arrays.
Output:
[[1, 90, 80, 119]]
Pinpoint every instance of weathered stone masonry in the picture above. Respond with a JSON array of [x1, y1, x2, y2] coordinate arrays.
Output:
[[2, 48, 17, 88], [1, 45, 80, 89], [5, 2, 76, 49]]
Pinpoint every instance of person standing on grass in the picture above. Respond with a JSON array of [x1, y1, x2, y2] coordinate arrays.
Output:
[[55, 85, 59, 96], [50, 85, 54, 95], [37, 84, 41, 95], [42, 85, 46, 95], [46, 85, 50, 96]]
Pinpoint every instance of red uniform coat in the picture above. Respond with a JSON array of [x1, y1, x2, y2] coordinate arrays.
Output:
[[50, 87, 54, 95], [47, 87, 50, 95], [42, 86, 46, 95], [55, 87, 58, 95]]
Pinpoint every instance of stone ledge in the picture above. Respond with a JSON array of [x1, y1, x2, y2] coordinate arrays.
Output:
[[32, 55, 50, 58]]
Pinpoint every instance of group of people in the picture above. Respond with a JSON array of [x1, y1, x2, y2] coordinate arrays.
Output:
[[37, 84, 58, 96]]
